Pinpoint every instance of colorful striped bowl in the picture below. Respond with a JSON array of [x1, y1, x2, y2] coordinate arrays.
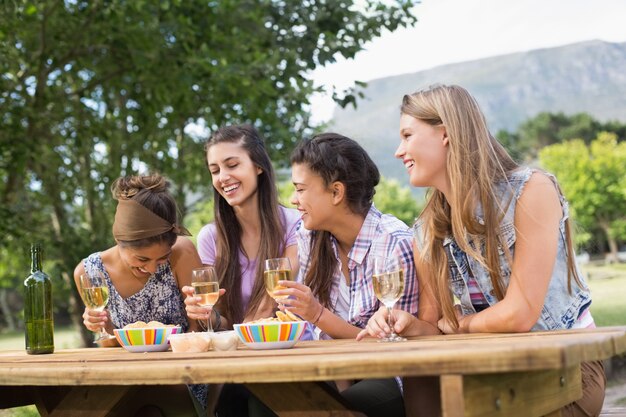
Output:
[[113, 326, 182, 352], [233, 321, 307, 350]]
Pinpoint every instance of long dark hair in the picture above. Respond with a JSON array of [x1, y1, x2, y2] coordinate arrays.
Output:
[[205, 124, 285, 324], [290, 133, 379, 308]]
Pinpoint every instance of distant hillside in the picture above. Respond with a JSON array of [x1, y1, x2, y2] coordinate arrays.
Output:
[[329, 40, 626, 185]]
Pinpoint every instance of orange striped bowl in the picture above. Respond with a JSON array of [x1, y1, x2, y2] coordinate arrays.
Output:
[[113, 326, 182, 352], [233, 321, 307, 350]]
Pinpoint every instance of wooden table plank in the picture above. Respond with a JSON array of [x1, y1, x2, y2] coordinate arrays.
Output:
[[1, 328, 624, 386], [246, 382, 365, 417], [460, 365, 581, 417], [0, 327, 624, 417], [0, 330, 626, 385], [46, 386, 130, 417], [440, 375, 465, 417]]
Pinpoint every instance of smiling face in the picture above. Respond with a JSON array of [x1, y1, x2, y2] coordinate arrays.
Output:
[[290, 163, 336, 231], [395, 113, 449, 193], [118, 242, 172, 278], [207, 140, 262, 208]]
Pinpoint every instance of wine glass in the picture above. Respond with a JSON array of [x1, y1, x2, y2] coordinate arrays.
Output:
[[191, 266, 220, 332], [264, 258, 293, 305], [78, 271, 115, 343], [372, 256, 406, 342]]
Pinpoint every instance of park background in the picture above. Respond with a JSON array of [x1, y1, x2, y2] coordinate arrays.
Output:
[[1, 1, 625, 415]]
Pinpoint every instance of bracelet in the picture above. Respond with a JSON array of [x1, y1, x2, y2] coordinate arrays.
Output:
[[312, 304, 325, 326]]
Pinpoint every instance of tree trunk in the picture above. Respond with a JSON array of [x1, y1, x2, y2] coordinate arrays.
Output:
[[40, 169, 94, 348], [0, 289, 17, 331], [599, 221, 619, 264]]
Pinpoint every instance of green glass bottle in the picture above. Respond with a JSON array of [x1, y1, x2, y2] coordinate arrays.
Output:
[[24, 243, 54, 354]]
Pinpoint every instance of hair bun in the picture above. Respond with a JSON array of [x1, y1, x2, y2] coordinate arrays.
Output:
[[111, 173, 169, 200]]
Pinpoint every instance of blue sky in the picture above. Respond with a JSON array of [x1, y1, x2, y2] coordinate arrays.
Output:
[[310, 0, 626, 123]]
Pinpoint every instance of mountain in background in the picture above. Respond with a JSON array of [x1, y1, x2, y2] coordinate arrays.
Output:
[[328, 40, 626, 185]]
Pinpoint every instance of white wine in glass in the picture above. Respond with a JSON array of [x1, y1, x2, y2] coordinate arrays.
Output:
[[79, 271, 114, 342], [191, 266, 219, 332], [264, 258, 292, 302], [372, 256, 406, 342]]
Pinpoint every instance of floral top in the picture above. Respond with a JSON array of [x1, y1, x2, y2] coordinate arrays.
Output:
[[82, 252, 189, 331]]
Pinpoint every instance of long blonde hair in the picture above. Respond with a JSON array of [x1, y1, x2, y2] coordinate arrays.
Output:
[[403, 84, 580, 327]]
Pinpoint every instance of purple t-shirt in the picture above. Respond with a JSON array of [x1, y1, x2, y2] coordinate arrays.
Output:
[[196, 206, 300, 312]]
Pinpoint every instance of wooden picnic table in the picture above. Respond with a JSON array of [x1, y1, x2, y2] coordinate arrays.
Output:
[[0, 326, 625, 417]]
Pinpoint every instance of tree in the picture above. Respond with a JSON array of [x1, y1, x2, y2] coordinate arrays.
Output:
[[0, 1, 418, 338], [497, 112, 624, 162], [539, 133, 626, 261], [374, 177, 423, 227]]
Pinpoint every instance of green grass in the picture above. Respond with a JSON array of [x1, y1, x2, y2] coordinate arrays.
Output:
[[0, 326, 82, 351], [583, 264, 626, 326], [0, 407, 38, 417]]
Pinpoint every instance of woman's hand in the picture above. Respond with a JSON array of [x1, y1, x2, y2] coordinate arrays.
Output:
[[182, 285, 226, 320], [273, 281, 322, 322], [356, 306, 389, 340], [82, 307, 110, 333], [356, 307, 415, 340], [437, 304, 468, 334]]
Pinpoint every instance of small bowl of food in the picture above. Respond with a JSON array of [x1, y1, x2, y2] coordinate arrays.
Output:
[[233, 320, 307, 350], [114, 321, 182, 353], [168, 332, 212, 353], [209, 331, 240, 351]]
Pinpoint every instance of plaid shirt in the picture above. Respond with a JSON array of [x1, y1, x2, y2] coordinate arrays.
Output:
[[296, 204, 418, 336]]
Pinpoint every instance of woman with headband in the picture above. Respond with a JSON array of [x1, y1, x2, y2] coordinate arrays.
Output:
[[74, 173, 203, 416]]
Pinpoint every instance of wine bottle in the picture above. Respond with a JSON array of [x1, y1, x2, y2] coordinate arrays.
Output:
[[24, 243, 54, 354]]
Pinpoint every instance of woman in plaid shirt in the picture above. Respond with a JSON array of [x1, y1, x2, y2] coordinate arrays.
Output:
[[273, 132, 418, 417]]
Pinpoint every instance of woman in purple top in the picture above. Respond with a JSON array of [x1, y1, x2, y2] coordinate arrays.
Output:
[[183, 124, 299, 327], [183, 124, 299, 417]]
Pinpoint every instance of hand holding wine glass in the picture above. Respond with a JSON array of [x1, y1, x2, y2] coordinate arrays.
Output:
[[78, 271, 115, 342], [264, 258, 293, 305], [191, 266, 220, 332], [372, 256, 406, 342]]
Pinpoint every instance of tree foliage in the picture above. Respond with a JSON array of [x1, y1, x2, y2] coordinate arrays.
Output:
[[497, 112, 625, 162], [539, 133, 626, 259], [0, 0, 418, 334], [373, 177, 422, 227]]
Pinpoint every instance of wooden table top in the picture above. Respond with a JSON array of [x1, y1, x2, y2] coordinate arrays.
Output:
[[1, 327, 624, 387]]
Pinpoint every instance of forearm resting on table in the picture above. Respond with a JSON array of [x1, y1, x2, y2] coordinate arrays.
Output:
[[317, 308, 362, 339], [462, 297, 539, 333]]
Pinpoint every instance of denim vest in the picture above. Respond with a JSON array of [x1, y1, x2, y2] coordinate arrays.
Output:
[[414, 167, 592, 331]]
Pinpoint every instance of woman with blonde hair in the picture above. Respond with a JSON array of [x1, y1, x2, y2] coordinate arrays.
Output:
[[358, 84, 605, 417]]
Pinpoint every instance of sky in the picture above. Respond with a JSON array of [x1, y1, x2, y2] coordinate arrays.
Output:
[[309, 0, 626, 123]]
